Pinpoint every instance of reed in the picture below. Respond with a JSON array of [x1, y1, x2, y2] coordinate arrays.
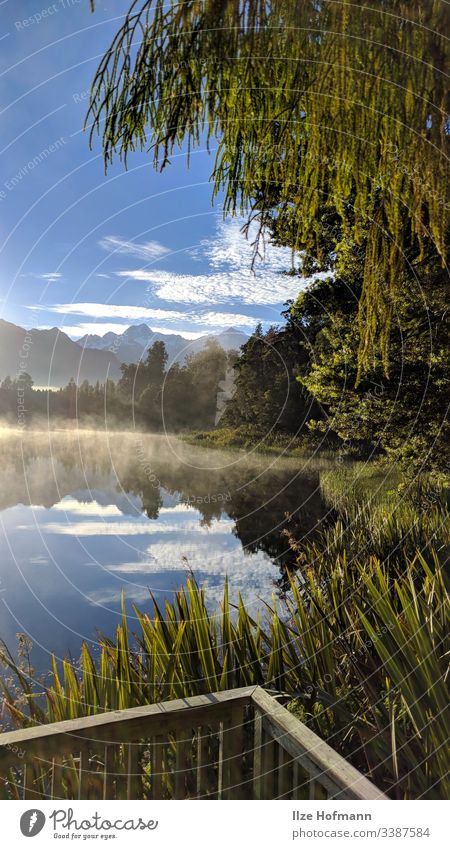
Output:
[[1, 544, 448, 799]]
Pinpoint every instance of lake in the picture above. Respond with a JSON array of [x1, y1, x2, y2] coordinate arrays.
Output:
[[0, 429, 331, 675]]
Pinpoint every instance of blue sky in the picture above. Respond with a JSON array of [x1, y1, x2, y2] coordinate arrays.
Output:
[[0, 0, 305, 340]]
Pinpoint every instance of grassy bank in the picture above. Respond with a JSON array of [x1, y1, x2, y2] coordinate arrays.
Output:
[[182, 425, 330, 457]]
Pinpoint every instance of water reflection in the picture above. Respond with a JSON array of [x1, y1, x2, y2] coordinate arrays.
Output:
[[0, 430, 330, 672]]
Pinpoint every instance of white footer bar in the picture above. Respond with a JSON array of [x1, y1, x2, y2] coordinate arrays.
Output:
[[1, 800, 446, 848]]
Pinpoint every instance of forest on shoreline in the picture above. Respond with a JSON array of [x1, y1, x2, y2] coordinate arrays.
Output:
[[3, 225, 448, 481]]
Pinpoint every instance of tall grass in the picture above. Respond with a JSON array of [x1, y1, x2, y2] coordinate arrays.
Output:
[[1, 546, 448, 799], [305, 464, 450, 570]]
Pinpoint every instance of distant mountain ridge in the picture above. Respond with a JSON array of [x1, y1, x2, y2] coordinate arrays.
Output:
[[0, 319, 121, 387], [0, 320, 249, 387], [77, 324, 249, 365]]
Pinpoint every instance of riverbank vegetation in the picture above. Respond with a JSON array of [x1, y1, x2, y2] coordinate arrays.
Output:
[[1, 540, 448, 800]]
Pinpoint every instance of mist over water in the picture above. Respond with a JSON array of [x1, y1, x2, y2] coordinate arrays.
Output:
[[0, 428, 329, 674]]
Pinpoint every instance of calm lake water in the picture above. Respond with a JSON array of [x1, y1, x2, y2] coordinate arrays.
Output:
[[0, 430, 331, 675]]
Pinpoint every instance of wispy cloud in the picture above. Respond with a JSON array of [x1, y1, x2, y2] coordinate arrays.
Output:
[[113, 218, 314, 306], [99, 235, 170, 261], [116, 268, 304, 305], [31, 303, 260, 330], [29, 272, 62, 283], [194, 218, 292, 274]]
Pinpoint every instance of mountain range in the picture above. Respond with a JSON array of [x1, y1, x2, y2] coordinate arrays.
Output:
[[0, 320, 248, 387], [78, 324, 248, 365]]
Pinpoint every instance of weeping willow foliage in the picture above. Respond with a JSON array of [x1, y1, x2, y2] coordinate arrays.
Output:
[[87, 0, 449, 372]]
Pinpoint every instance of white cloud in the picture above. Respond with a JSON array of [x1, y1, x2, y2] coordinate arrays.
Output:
[[117, 268, 304, 305], [94, 540, 273, 613], [30, 272, 62, 282], [113, 218, 315, 306], [37, 518, 228, 536], [99, 235, 170, 261], [52, 499, 122, 517], [194, 217, 293, 273], [32, 303, 260, 330]]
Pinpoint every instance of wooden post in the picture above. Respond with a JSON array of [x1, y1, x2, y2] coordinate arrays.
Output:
[[278, 745, 291, 799], [261, 729, 277, 799], [151, 736, 164, 799], [292, 760, 310, 799], [63, 754, 78, 800], [174, 731, 191, 799], [310, 778, 328, 799], [103, 744, 114, 800], [253, 710, 263, 800], [78, 747, 91, 799], [196, 725, 209, 798], [225, 706, 244, 800], [217, 721, 224, 799]]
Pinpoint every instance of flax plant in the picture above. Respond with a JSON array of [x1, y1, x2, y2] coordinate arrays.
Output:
[[1, 546, 448, 799]]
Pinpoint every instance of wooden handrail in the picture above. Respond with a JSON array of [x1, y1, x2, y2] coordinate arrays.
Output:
[[0, 686, 256, 759], [0, 686, 387, 800], [251, 687, 387, 800]]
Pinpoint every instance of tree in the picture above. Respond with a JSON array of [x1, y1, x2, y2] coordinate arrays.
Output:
[[184, 341, 227, 429], [142, 341, 168, 388], [137, 341, 168, 429], [162, 363, 194, 431], [292, 238, 450, 472], [117, 361, 139, 403], [223, 319, 321, 435], [88, 0, 449, 373]]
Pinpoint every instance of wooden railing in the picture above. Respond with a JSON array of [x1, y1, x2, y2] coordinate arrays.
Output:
[[0, 686, 387, 800]]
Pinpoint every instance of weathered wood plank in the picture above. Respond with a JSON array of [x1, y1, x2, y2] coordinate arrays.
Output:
[[150, 736, 164, 799], [196, 725, 209, 798], [225, 705, 244, 800], [217, 721, 224, 800], [0, 687, 257, 760], [103, 744, 114, 800], [78, 747, 91, 799], [252, 687, 387, 800], [261, 729, 277, 800], [174, 730, 191, 800], [310, 777, 328, 800], [278, 744, 291, 799], [292, 760, 311, 800], [252, 711, 263, 800]]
